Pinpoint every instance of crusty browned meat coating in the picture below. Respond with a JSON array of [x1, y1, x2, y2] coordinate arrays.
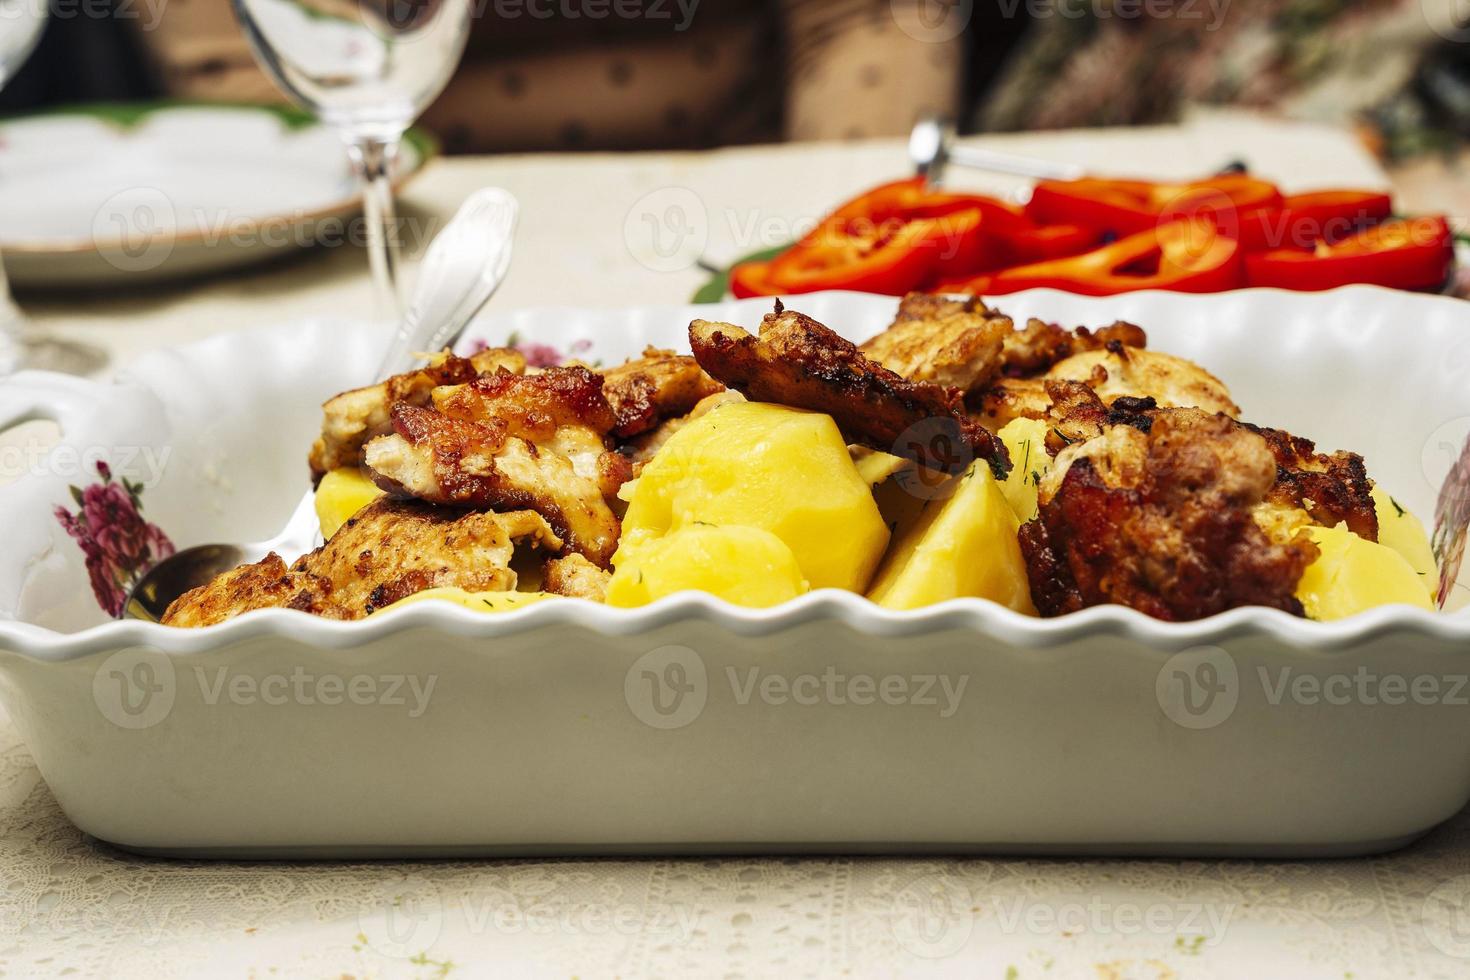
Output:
[[859, 294, 1013, 392], [363, 364, 623, 565], [162, 499, 562, 626], [689, 304, 1010, 478], [309, 347, 526, 477], [997, 316, 1148, 378], [1019, 406, 1319, 621], [541, 553, 612, 601], [975, 340, 1239, 428], [1246, 422, 1379, 541], [601, 347, 725, 439]]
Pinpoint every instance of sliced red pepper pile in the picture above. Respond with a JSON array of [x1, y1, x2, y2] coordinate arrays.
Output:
[[728, 173, 1453, 298]]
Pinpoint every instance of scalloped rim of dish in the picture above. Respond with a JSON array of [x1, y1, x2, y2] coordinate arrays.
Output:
[[3, 283, 1468, 660], [4, 581, 1469, 664]]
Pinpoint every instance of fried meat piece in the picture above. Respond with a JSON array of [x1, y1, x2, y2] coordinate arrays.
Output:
[[689, 305, 1010, 477], [159, 554, 337, 628], [601, 347, 725, 439], [297, 498, 561, 616], [1247, 423, 1379, 541], [1019, 406, 1318, 620], [998, 317, 1148, 377], [859, 294, 1013, 391], [163, 499, 562, 626], [365, 402, 621, 566], [542, 553, 612, 601], [977, 344, 1239, 428], [309, 348, 526, 477]]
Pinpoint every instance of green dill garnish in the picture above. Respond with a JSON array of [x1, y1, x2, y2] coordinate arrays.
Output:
[[1050, 427, 1074, 446], [1390, 495, 1406, 518]]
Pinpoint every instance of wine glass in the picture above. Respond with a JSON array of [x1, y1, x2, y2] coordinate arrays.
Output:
[[0, 0, 47, 375], [232, 0, 473, 320]]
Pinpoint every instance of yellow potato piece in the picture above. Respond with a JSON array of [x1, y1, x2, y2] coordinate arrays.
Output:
[[315, 467, 386, 539], [867, 459, 1037, 614], [376, 588, 555, 614], [996, 417, 1051, 524], [607, 524, 807, 608], [1371, 485, 1438, 601], [1296, 524, 1434, 621], [621, 401, 889, 592]]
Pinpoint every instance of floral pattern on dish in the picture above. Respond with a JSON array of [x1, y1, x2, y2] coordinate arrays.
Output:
[[473, 332, 595, 369], [54, 462, 175, 618]]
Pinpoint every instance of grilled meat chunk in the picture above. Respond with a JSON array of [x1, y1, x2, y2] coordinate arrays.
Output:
[[541, 553, 612, 601], [365, 402, 621, 566], [1020, 405, 1318, 620], [689, 305, 1010, 478], [159, 554, 338, 628], [1248, 422, 1379, 541], [162, 499, 562, 626], [601, 347, 725, 439], [859, 294, 1013, 392], [309, 347, 526, 477]]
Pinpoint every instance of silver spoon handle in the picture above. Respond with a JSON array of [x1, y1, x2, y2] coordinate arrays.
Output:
[[374, 187, 519, 378]]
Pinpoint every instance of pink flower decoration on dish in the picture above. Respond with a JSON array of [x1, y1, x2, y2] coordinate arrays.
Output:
[[54, 461, 175, 618], [470, 334, 594, 368]]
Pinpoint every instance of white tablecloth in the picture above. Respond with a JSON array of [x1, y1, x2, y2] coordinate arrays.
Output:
[[5, 112, 1469, 979]]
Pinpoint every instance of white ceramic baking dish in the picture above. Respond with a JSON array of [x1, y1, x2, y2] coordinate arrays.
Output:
[[1, 288, 1468, 859]]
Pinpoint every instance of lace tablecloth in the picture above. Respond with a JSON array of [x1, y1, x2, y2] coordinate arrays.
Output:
[[5, 113, 1466, 978]]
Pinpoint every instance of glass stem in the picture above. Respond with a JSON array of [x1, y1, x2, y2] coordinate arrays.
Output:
[[0, 251, 27, 375], [346, 134, 404, 323]]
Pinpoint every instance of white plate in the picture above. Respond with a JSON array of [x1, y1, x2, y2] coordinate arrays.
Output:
[[0, 103, 434, 287], [0, 288, 1468, 858]]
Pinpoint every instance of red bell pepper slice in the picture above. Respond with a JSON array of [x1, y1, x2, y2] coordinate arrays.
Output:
[[1237, 189, 1394, 251], [946, 218, 1243, 297], [1243, 216, 1453, 292], [742, 214, 944, 296], [728, 178, 991, 296], [1027, 175, 1283, 239]]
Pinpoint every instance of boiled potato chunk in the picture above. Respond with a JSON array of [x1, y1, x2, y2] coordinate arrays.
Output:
[[619, 401, 889, 592], [997, 417, 1051, 523], [377, 588, 555, 614], [867, 459, 1037, 614], [1296, 524, 1434, 621], [315, 466, 385, 539], [1371, 485, 1438, 601], [607, 524, 807, 608]]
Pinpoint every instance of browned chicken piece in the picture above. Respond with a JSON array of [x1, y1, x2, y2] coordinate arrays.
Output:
[[160, 554, 338, 628], [433, 365, 619, 489], [298, 499, 560, 616], [163, 499, 562, 626], [309, 347, 526, 477], [889, 291, 979, 323], [1247, 423, 1379, 541], [689, 304, 1010, 478], [365, 402, 622, 566], [859, 294, 1014, 392], [542, 553, 612, 601], [976, 343, 1239, 428], [601, 347, 725, 439], [997, 317, 1148, 377], [1019, 391, 1318, 621]]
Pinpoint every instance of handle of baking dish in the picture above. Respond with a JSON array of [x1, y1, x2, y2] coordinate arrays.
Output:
[[0, 371, 109, 438]]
